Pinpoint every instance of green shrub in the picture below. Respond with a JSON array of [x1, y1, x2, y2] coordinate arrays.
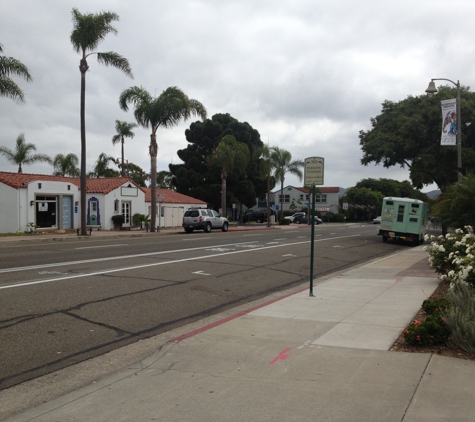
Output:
[[403, 315, 450, 346], [111, 214, 125, 228], [443, 283, 475, 353], [279, 219, 291, 225], [422, 297, 449, 315]]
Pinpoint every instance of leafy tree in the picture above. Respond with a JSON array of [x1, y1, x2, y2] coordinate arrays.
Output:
[[70, 8, 133, 235], [157, 170, 173, 189], [170, 113, 266, 210], [354, 178, 428, 201], [360, 86, 475, 192], [0, 43, 32, 103], [431, 173, 475, 231], [53, 153, 80, 177], [270, 146, 304, 219], [112, 120, 137, 176], [89, 152, 119, 178], [342, 187, 384, 221], [207, 135, 250, 215], [122, 162, 148, 187], [119, 86, 207, 232], [0, 133, 51, 173]]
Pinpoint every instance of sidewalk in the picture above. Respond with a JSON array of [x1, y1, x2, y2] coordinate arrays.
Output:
[[3, 240, 475, 420]]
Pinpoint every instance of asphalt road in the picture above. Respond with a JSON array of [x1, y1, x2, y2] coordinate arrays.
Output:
[[0, 224, 409, 389]]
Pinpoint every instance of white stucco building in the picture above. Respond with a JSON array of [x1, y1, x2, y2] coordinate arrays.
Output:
[[257, 185, 341, 214]]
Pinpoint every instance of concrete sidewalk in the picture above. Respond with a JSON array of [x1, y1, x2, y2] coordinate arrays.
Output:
[[3, 246, 475, 421]]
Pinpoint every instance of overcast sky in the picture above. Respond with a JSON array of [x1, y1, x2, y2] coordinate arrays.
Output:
[[2, 0, 475, 192]]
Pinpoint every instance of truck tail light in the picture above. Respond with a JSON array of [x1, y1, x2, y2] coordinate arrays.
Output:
[[199, 216, 203, 222]]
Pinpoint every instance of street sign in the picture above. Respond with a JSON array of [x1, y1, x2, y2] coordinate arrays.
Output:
[[304, 157, 324, 186]]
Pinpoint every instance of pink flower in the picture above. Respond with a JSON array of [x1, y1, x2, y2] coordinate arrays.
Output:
[[414, 320, 422, 326]]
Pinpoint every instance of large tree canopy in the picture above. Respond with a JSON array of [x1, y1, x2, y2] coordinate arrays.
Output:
[[359, 85, 475, 192], [170, 113, 267, 210], [354, 178, 428, 202]]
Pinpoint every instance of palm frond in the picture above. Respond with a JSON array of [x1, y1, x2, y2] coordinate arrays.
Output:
[[97, 52, 133, 78]]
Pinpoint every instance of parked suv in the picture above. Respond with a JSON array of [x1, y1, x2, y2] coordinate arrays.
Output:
[[182, 208, 229, 233]]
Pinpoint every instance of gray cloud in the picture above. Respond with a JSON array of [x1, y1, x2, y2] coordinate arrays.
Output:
[[2, 0, 475, 191]]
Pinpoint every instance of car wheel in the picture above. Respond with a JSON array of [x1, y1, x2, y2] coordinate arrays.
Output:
[[294, 219, 300, 224], [382, 236, 388, 242], [222, 222, 228, 232], [204, 223, 212, 233], [185, 228, 194, 233], [256, 218, 262, 223]]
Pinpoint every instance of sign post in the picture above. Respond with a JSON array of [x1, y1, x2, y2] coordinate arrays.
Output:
[[304, 157, 324, 297]]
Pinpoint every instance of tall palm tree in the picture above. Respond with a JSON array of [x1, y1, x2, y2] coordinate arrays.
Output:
[[0, 43, 32, 103], [53, 153, 80, 177], [112, 120, 137, 176], [0, 133, 51, 173], [119, 86, 207, 232], [70, 8, 133, 235], [270, 147, 304, 220], [208, 135, 250, 216]]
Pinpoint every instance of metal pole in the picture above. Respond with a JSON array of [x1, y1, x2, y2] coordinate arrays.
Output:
[[456, 80, 462, 181], [309, 184, 316, 297]]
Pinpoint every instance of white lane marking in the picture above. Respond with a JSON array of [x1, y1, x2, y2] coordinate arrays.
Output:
[[282, 254, 296, 257], [0, 241, 259, 274], [193, 271, 210, 276], [182, 237, 208, 241], [0, 234, 361, 290], [266, 242, 279, 245], [274, 238, 287, 241], [76, 244, 128, 250], [333, 245, 341, 248]]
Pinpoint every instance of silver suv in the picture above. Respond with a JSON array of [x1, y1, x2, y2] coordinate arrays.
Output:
[[182, 208, 229, 233]]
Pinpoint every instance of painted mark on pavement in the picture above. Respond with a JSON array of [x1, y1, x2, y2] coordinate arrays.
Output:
[[270, 348, 291, 364], [193, 271, 210, 276]]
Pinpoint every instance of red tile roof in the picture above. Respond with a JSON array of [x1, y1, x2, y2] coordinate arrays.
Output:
[[142, 187, 206, 205], [0, 171, 139, 194]]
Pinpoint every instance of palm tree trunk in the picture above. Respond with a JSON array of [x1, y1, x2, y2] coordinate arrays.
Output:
[[121, 136, 125, 177], [150, 133, 158, 232], [280, 180, 284, 220], [266, 174, 271, 227], [79, 60, 88, 236], [221, 169, 226, 217]]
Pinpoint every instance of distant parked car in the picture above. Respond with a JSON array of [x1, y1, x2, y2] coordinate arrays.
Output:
[[285, 212, 322, 224], [182, 209, 228, 233], [373, 216, 381, 224]]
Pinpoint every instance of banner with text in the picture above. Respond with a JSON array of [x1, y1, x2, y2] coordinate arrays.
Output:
[[440, 98, 457, 146]]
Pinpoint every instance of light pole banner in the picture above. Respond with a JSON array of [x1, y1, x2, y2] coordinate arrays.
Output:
[[440, 98, 457, 146]]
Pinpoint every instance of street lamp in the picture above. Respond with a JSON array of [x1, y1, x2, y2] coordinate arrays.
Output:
[[425, 78, 462, 181]]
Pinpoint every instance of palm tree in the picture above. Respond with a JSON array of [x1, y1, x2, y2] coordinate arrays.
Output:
[[258, 144, 276, 226], [70, 8, 133, 235], [208, 135, 250, 216], [270, 147, 304, 220], [90, 152, 119, 178], [119, 86, 207, 232], [53, 153, 80, 177], [0, 133, 51, 173], [112, 120, 137, 176], [0, 43, 32, 103]]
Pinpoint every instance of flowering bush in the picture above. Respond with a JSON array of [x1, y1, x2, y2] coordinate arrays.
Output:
[[403, 315, 450, 346], [424, 226, 475, 287]]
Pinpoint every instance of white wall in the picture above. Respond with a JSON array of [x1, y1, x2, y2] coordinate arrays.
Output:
[[0, 184, 20, 233]]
